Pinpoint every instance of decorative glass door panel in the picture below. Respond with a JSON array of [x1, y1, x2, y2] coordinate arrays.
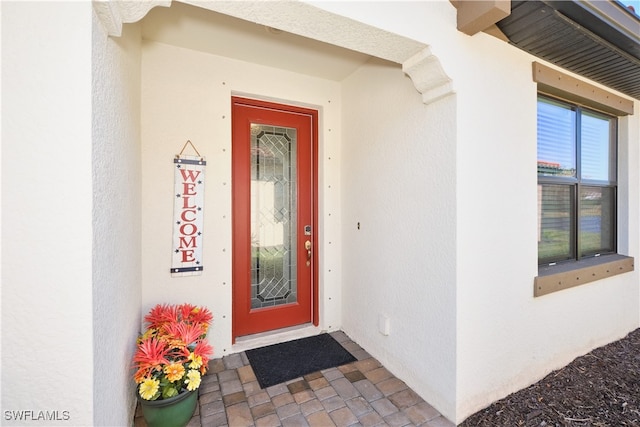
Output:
[[251, 125, 298, 309], [232, 98, 318, 340]]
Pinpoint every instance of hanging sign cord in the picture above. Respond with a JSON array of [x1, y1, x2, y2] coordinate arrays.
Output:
[[177, 140, 203, 159]]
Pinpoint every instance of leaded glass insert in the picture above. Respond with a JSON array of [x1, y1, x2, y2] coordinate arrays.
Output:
[[250, 124, 297, 309]]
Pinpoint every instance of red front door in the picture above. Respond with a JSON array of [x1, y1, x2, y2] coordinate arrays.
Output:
[[232, 97, 318, 340]]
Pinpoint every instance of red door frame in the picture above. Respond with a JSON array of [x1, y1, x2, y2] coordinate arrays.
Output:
[[231, 97, 318, 342]]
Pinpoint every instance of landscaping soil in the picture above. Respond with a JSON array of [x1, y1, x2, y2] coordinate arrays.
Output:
[[460, 328, 640, 427]]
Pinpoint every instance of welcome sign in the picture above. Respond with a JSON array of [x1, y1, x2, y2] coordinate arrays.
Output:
[[171, 151, 206, 277]]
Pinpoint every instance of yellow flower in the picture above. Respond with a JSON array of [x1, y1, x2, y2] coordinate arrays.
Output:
[[163, 363, 185, 382], [139, 378, 159, 400], [188, 352, 202, 369], [184, 369, 201, 391]]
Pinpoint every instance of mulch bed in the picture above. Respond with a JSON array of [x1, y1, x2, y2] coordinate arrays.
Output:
[[460, 328, 640, 427]]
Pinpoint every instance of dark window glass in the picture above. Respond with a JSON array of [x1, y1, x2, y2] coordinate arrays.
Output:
[[580, 186, 615, 256], [538, 184, 574, 263], [537, 96, 617, 265]]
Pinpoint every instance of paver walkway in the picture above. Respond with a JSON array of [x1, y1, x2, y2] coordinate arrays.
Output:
[[134, 331, 455, 427]]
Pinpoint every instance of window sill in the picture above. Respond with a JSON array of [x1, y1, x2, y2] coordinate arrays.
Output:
[[534, 254, 634, 297]]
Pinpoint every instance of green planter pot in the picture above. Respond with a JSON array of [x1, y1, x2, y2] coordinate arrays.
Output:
[[138, 390, 198, 427]]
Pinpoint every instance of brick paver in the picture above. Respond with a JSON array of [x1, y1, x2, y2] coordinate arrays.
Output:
[[389, 388, 423, 409], [328, 405, 358, 426], [134, 331, 456, 427], [307, 410, 335, 427]]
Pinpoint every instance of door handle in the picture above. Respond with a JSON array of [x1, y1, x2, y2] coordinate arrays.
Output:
[[305, 240, 312, 266]]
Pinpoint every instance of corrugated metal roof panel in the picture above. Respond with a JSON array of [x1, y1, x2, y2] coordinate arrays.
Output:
[[497, 0, 640, 100]]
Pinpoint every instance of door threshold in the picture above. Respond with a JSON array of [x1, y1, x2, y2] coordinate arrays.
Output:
[[232, 323, 322, 353]]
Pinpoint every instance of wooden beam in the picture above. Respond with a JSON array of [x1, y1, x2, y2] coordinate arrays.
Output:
[[452, 0, 511, 36], [535, 256, 634, 297], [482, 23, 509, 42], [533, 62, 634, 116]]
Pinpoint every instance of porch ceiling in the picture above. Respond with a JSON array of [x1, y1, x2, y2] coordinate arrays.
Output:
[[140, 1, 373, 82], [496, 0, 640, 100]]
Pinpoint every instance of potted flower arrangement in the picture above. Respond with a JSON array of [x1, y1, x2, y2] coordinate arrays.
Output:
[[132, 303, 213, 427]]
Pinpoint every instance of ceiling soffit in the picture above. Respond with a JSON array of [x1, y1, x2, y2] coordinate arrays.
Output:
[[93, 0, 454, 105], [141, 2, 372, 82]]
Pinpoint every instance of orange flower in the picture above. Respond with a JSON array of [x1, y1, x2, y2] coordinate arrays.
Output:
[[178, 303, 197, 321], [193, 340, 213, 358], [133, 304, 214, 400], [162, 322, 205, 347], [132, 337, 170, 380], [187, 306, 213, 328], [163, 363, 186, 382], [144, 304, 178, 329], [192, 340, 213, 374]]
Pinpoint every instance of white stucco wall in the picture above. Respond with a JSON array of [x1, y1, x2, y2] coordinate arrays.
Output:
[[456, 24, 639, 419], [452, 29, 640, 424], [140, 41, 343, 355], [1, 2, 94, 425], [92, 14, 142, 427], [8, 1, 630, 425], [308, 1, 640, 423], [341, 58, 458, 419]]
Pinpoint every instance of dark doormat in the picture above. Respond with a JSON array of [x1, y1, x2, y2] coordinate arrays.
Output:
[[245, 333, 357, 389]]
